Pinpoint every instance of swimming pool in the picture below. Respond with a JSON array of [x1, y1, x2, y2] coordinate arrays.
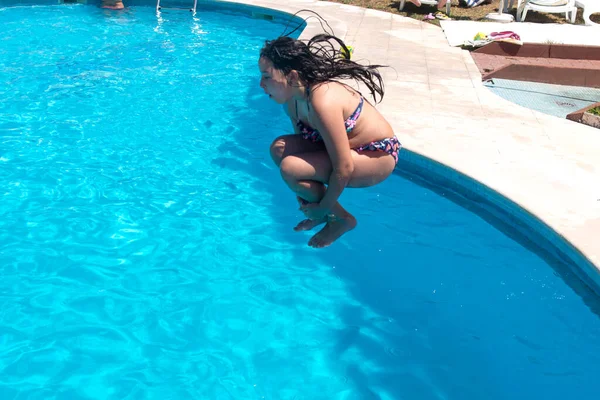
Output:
[[1, 3, 600, 399], [483, 78, 600, 119]]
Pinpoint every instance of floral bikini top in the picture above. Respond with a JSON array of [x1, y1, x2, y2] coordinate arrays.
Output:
[[295, 89, 364, 142]]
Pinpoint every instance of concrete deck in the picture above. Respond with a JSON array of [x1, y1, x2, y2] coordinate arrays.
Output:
[[230, 1, 600, 285]]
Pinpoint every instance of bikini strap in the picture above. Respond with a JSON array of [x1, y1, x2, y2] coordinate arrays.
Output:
[[295, 98, 298, 121]]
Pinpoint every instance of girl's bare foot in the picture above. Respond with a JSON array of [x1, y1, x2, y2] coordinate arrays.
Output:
[[294, 196, 326, 231], [293, 218, 326, 232], [308, 215, 357, 248], [408, 0, 422, 6]]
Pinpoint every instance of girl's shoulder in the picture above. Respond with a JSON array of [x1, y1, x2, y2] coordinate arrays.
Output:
[[310, 81, 359, 99], [309, 81, 360, 110]]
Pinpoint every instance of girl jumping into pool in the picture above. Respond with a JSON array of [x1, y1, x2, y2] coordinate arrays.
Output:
[[259, 33, 401, 248]]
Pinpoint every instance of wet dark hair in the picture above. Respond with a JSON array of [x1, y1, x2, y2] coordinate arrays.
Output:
[[260, 34, 387, 103]]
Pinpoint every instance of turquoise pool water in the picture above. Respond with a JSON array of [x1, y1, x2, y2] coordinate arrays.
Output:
[[1, 4, 600, 400]]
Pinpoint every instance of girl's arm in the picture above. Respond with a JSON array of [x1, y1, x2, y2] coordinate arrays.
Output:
[[309, 88, 355, 212]]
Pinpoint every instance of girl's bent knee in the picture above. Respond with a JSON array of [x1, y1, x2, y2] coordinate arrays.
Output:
[[270, 136, 286, 166], [279, 156, 299, 183]]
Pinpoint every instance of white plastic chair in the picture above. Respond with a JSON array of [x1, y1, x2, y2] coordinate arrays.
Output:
[[575, 0, 600, 25], [511, 0, 577, 22], [399, 0, 452, 16]]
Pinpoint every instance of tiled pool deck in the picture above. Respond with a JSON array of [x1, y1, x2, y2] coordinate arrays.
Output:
[[229, 0, 600, 289]]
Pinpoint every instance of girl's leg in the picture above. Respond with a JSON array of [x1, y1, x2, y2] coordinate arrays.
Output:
[[270, 134, 325, 167], [270, 135, 329, 231], [279, 149, 396, 248]]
